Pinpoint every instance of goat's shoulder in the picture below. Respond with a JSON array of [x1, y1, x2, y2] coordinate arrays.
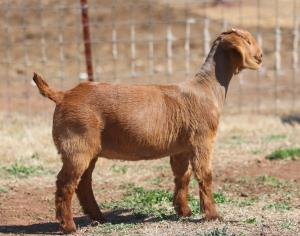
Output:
[[177, 82, 220, 133]]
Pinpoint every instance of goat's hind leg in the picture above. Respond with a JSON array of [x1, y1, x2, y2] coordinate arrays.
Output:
[[76, 157, 105, 223], [55, 153, 91, 234], [190, 144, 220, 221], [170, 153, 192, 217]]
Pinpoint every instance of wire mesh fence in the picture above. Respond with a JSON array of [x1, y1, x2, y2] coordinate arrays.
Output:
[[0, 0, 299, 115]]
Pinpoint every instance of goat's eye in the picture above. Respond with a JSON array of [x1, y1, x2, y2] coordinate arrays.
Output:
[[246, 40, 251, 45]]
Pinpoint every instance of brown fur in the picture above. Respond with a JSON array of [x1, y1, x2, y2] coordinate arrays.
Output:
[[32, 29, 262, 234]]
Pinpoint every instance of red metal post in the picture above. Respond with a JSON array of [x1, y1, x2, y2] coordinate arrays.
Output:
[[80, 0, 94, 81]]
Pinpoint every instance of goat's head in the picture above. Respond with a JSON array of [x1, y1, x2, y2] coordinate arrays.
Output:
[[218, 29, 262, 74]]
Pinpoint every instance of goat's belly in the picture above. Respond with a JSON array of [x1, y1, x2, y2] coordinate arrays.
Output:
[[100, 140, 186, 161], [100, 144, 183, 161], [100, 149, 169, 161]]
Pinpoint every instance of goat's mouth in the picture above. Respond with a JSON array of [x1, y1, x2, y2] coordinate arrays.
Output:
[[255, 57, 262, 65], [248, 57, 262, 70], [254, 54, 262, 66]]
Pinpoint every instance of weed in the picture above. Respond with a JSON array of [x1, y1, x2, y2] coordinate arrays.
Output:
[[30, 152, 40, 159], [256, 175, 284, 187], [237, 197, 256, 207], [263, 134, 287, 142], [2, 162, 43, 178], [280, 219, 294, 229], [228, 135, 246, 145], [92, 222, 136, 234], [190, 177, 198, 187], [101, 184, 174, 217], [110, 164, 128, 174], [266, 147, 300, 160], [0, 187, 8, 193], [102, 185, 229, 218], [251, 149, 262, 155], [244, 217, 256, 224], [189, 194, 201, 214], [189, 192, 231, 215], [213, 192, 231, 204], [263, 201, 292, 211], [236, 176, 251, 184], [150, 176, 163, 185], [195, 227, 237, 236]]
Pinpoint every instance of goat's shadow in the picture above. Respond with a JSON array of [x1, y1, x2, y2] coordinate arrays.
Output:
[[0, 209, 202, 235], [0, 216, 89, 235], [281, 114, 300, 125]]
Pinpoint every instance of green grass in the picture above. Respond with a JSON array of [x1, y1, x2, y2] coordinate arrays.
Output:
[[102, 184, 230, 218], [110, 164, 128, 174], [2, 162, 44, 178], [266, 147, 300, 160]]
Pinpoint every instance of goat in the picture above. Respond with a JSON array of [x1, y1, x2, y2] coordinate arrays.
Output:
[[32, 29, 262, 233]]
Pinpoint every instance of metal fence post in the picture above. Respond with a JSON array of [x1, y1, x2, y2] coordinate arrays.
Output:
[[80, 0, 94, 81]]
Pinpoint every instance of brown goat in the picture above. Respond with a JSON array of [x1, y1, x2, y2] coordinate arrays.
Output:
[[33, 29, 262, 233]]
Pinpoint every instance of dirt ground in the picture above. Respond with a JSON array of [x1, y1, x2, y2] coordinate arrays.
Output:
[[0, 112, 299, 235]]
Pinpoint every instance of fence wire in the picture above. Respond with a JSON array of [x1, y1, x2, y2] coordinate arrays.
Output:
[[0, 0, 299, 115]]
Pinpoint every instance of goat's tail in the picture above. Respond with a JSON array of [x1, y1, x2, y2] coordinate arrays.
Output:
[[32, 72, 63, 104]]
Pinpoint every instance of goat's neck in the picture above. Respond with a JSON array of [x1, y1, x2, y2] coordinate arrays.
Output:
[[195, 40, 237, 111]]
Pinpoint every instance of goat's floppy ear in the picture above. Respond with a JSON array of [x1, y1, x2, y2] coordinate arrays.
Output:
[[220, 37, 246, 73], [221, 39, 247, 71]]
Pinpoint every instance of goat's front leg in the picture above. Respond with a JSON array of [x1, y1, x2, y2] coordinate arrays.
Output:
[[190, 140, 220, 221], [170, 153, 192, 217]]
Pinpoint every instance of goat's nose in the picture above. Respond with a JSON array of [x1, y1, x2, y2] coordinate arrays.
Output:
[[255, 53, 262, 64]]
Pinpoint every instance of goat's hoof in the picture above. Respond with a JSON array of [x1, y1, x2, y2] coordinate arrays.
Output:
[[204, 214, 223, 221], [176, 206, 192, 217], [59, 221, 76, 234]]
